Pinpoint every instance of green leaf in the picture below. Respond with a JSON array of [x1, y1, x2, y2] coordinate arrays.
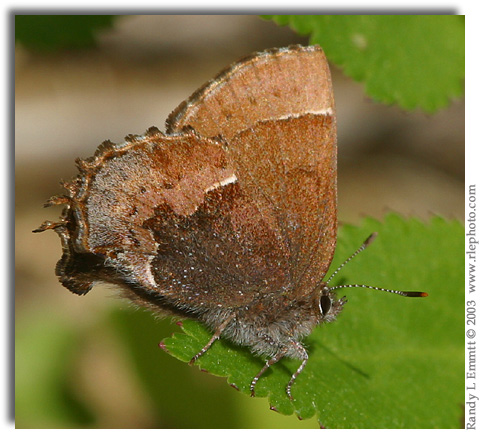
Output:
[[15, 15, 116, 52], [110, 309, 246, 428], [262, 15, 464, 112], [162, 215, 464, 428]]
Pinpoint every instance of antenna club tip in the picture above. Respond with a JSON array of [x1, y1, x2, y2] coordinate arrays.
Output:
[[403, 291, 428, 298], [364, 232, 378, 246]]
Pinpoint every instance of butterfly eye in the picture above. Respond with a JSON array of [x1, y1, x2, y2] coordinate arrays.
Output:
[[320, 294, 332, 315]]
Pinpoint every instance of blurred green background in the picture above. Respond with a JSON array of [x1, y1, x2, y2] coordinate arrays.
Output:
[[15, 15, 464, 428]]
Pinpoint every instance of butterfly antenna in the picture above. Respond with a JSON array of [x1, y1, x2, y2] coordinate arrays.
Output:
[[325, 232, 378, 285], [329, 283, 427, 298], [325, 232, 428, 298]]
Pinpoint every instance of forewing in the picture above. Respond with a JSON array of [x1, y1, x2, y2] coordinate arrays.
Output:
[[167, 46, 337, 299]]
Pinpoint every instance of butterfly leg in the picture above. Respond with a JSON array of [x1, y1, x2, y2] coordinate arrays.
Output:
[[189, 313, 235, 365], [250, 347, 288, 397], [286, 341, 309, 400]]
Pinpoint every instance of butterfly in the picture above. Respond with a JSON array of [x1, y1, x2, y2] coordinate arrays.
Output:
[[35, 45, 426, 400]]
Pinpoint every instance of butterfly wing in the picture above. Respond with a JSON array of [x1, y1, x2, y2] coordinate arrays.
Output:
[[167, 45, 337, 300], [48, 128, 292, 311], [45, 46, 337, 313]]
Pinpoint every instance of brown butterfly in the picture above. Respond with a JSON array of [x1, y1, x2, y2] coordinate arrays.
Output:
[[35, 45, 426, 400]]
